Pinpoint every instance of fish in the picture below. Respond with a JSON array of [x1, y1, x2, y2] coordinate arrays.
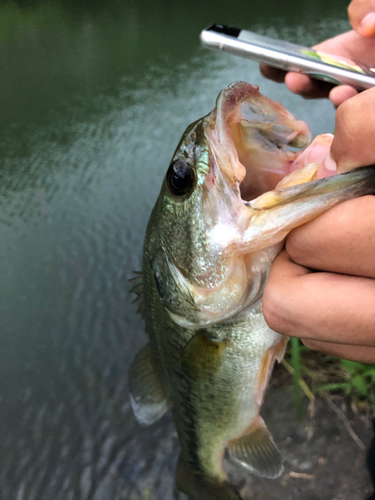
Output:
[[129, 81, 375, 500]]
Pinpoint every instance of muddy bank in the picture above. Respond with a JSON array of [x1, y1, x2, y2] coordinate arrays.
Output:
[[128, 382, 374, 500], [229, 384, 373, 500]]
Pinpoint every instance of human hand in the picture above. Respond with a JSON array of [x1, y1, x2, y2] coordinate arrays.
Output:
[[262, 88, 375, 363], [348, 0, 375, 37], [261, 0, 375, 107], [261, 30, 375, 107]]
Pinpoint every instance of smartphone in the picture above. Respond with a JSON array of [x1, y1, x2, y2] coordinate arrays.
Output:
[[200, 24, 375, 90]]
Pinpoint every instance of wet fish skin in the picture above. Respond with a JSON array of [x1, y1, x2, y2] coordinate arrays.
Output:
[[129, 82, 375, 500]]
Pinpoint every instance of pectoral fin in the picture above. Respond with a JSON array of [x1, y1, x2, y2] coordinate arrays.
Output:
[[228, 415, 283, 479], [129, 343, 169, 426], [257, 336, 288, 406], [180, 330, 226, 381]]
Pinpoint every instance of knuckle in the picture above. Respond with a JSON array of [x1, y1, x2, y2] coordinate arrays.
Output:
[[262, 283, 289, 334], [301, 339, 314, 350], [285, 230, 307, 266], [335, 98, 351, 125], [332, 99, 355, 161], [302, 339, 322, 353]]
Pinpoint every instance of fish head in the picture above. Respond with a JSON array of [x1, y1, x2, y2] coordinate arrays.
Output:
[[145, 82, 313, 328], [146, 83, 375, 329]]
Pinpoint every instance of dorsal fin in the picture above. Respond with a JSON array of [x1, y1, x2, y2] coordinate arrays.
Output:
[[129, 271, 145, 317]]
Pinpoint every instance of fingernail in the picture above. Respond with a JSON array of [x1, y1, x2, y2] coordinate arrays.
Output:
[[323, 151, 337, 171], [359, 12, 375, 37], [316, 151, 337, 179]]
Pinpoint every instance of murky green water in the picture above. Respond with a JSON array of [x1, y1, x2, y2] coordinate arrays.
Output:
[[0, 1, 349, 498]]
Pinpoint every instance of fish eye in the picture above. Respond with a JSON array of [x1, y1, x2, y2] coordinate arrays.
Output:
[[166, 160, 196, 197]]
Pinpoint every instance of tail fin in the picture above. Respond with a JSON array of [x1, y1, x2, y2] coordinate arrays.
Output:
[[175, 454, 243, 500]]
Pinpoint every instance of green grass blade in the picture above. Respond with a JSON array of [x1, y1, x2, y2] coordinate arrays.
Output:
[[317, 382, 349, 392], [291, 337, 303, 420]]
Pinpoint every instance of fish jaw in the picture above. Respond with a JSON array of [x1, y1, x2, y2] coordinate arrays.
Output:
[[237, 165, 375, 253]]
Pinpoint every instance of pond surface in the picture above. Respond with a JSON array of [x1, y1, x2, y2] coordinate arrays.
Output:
[[0, 1, 350, 498]]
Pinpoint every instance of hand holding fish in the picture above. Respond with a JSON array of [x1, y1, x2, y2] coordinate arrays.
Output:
[[260, 0, 375, 106], [263, 88, 375, 363]]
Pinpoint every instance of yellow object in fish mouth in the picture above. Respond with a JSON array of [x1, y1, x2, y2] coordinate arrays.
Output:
[[129, 82, 375, 500]]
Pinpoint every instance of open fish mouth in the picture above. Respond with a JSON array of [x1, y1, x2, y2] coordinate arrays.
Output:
[[205, 81, 315, 201], [152, 82, 375, 329]]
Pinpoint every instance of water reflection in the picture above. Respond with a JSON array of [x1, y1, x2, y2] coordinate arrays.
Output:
[[0, 0, 347, 498]]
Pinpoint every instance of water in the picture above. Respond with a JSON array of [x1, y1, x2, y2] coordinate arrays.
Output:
[[0, 1, 349, 498]]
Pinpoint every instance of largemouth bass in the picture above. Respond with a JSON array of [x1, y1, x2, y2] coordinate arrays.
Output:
[[129, 82, 375, 500]]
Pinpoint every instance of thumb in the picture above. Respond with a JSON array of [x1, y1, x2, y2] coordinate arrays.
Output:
[[348, 0, 375, 37], [330, 88, 375, 173]]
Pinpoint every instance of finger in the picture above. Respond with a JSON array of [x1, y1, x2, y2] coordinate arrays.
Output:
[[263, 250, 375, 345], [261, 32, 375, 99], [330, 87, 375, 173], [358, 12, 375, 36], [348, 0, 375, 37], [259, 64, 286, 83], [302, 339, 375, 364], [328, 85, 358, 107], [284, 72, 335, 99], [286, 196, 375, 279], [313, 31, 375, 65]]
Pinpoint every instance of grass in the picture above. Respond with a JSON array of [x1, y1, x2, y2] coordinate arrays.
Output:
[[284, 338, 375, 417]]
